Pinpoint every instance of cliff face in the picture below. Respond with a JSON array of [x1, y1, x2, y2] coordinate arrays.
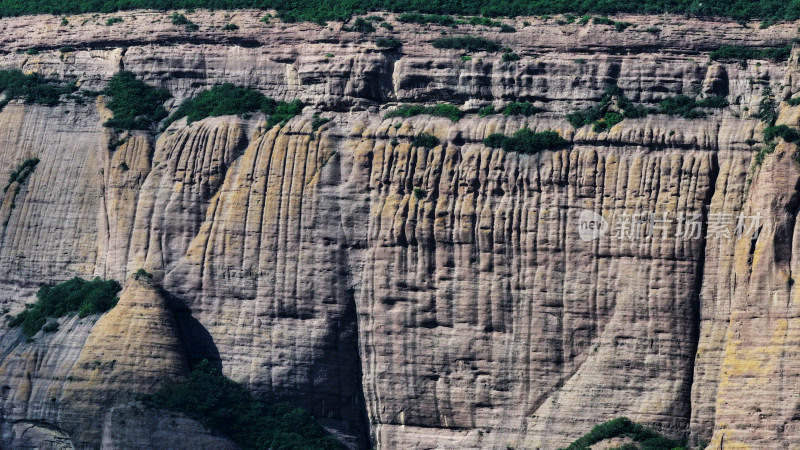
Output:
[[0, 10, 798, 449]]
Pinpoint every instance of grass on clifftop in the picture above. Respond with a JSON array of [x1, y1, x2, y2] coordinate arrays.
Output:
[[562, 417, 687, 450], [7, 277, 121, 337], [141, 360, 341, 450], [0, 0, 798, 24], [161, 83, 303, 130], [384, 103, 463, 121], [103, 71, 170, 130]]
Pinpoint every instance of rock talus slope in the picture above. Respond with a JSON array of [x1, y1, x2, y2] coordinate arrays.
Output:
[[0, 10, 798, 449]]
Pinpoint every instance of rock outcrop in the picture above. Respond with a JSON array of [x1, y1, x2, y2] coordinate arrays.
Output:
[[0, 9, 798, 449]]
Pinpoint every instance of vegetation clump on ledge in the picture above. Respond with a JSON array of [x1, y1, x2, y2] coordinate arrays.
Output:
[[140, 360, 341, 450], [412, 133, 440, 148], [483, 128, 568, 154], [709, 45, 792, 63], [567, 85, 728, 132], [375, 37, 402, 50], [384, 103, 463, 122], [103, 71, 170, 130], [4, 157, 39, 193], [561, 416, 686, 450], [432, 36, 500, 52], [0, 69, 78, 109], [161, 83, 303, 130], [8, 277, 121, 337]]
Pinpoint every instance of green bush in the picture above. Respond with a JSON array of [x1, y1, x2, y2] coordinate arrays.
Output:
[[561, 417, 686, 450], [58, 46, 76, 53], [787, 97, 800, 106], [141, 360, 341, 450], [384, 103, 463, 122], [379, 21, 393, 30], [502, 102, 542, 116], [755, 87, 778, 125], [483, 129, 568, 154], [763, 124, 800, 142], [103, 71, 170, 130], [568, 85, 727, 128], [397, 13, 456, 26], [169, 12, 198, 31], [222, 23, 239, 30], [311, 114, 331, 131], [134, 268, 153, 280], [413, 187, 427, 199], [375, 37, 402, 50], [344, 17, 374, 33], [105, 17, 123, 26], [161, 83, 302, 130], [592, 112, 623, 132], [432, 36, 499, 52], [710, 45, 792, 63], [0, 0, 800, 25], [412, 133, 440, 148], [8, 277, 121, 337], [4, 157, 40, 193], [502, 52, 520, 62], [478, 105, 495, 117], [499, 23, 516, 32], [0, 70, 77, 109]]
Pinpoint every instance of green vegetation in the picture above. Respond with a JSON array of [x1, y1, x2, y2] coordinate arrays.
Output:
[[561, 417, 686, 450], [478, 105, 495, 117], [25, 48, 39, 55], [787, 97, 800, 106], [103, 71, 170, 130], [483, 128, 568, 154], [502, 102, 543, 116], [753, 141, 778, 168], [311, 114, 331, 131], [0, 70, 78, 109], [502, 52, 520, 62], [343, 17, 375, 32], [1, 1, 800, 25], [60, 17, 69, 26], [657, 94, 729, 119], [567, 85, 728, 131], [755, 87, 778, 125], [432, 36, 499, 52], [384, 103, 463, 122], [134, 268, 153, 280], [141, 360, 340, 450], [763, 124, 800, 143], [379, 21, 393, 30], [593, 16, 633, 31], [8, 277, 121, 337], [222, 23, 239, 30], [161, 83, 302, 130], [4, 157, 39, 193], [59, 46, 76, 53], [413, 187, 427, 199], [105, 16, 123, 25], [412, 133, 440, 148], [709, 45, 792, 63], [397, 12, 456, 26], [169, 12, 198, 31], [375, 37, 402, 50]]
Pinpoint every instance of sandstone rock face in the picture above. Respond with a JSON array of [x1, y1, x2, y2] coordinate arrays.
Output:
[[0, 10, 798, 449]]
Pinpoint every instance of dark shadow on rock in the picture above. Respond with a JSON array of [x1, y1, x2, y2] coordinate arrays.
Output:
[[164, 292, 222, 371]]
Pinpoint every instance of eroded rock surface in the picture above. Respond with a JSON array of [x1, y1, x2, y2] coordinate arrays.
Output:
[[0, 10, 798, 449]]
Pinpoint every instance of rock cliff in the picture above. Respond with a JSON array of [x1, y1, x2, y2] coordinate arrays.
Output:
[[0, 9, 798, 449]]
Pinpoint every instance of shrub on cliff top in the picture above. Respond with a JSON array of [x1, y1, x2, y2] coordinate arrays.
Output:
[[7, 277, 121, 337], [412, 133, 440, 148], [161, 83, 303, 130], [103, 71, 170, 130], [140, 359, 341, 450], [710, 45, 792, 63]]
